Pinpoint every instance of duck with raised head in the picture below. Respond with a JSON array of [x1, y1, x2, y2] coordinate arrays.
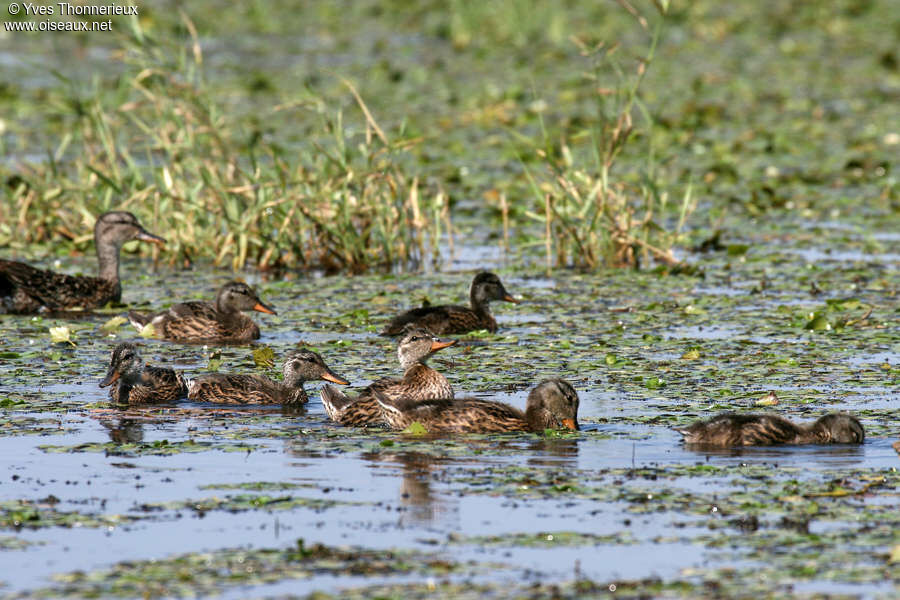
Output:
[[128, 281, 276, 343], [380, 272, 519, 336], [1, 211, 165, 314], [376, 378, 579, 434], [676, 412, 865, 447], [321, 327, 457, 427], [187, 349, 348, 405], [99, 342, 187, 405]]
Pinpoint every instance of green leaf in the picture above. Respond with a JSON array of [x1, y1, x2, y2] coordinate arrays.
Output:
[[252, 346, 276, 369], [402, 421, 429, 435], [100, 315, 128, 334], [48, 326, 75, 346]]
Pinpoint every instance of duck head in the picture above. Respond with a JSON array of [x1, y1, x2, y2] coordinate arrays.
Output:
[[397, 327, 457, 370], [99, 342, 145, 388], [214, 281, 277, 315], [525, 379, 580, 431], [283, 349, 349, 387]]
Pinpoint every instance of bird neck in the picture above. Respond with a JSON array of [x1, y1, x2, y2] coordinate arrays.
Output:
[[95, 236, 122, 283]]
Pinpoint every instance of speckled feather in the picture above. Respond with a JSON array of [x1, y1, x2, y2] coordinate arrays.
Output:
[[0, 260, 120, 313], [381, 272, 517, 336], [108, 366, 188, 405], [376, 379, 580, 434], [187, 350, 347, 406], [677, 412, 865, 447], [128, 281, 274, 343], [1, 212, 164, 314]]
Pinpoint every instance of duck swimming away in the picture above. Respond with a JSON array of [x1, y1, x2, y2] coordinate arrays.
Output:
[[321, 327, 457, 427], [380, 271, 518, 336], [376, 378, 580, 434], [676, 412, 865, 447], [128, 280, 276, 343], [1, 211, 165, 313]]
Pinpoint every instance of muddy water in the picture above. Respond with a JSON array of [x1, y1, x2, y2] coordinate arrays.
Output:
[[0, 227, 897, 597]]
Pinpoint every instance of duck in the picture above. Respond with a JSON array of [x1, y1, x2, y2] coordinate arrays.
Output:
[[321, 327, 456, 427], [676, 412, 865, 447], [127, 280, 276, 343], [376, 378, 580, 434], [187, 349, 348, 405], [380, 272, 519, 336], [99, 342, 187, 405], [1, 211, 165, 314]]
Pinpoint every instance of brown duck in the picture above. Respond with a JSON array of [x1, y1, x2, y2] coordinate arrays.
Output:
[[321, 328, 456, 427], [380, 272, 519, 336], [677, 412, 865, 447], [127, 281, 276, 343], [99, 342, 187, 405], [187, 349, 348, 405], [1, 211, 165, 314], [376, 379, 580, 434]]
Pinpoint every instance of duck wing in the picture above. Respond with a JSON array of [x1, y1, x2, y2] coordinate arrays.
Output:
[[1, 259, 115, 312], [187, 373, 281, 404], [381, 305, 472, 336]]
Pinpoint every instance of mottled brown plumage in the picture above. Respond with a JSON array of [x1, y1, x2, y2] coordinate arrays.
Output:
[[187, 349, 348, 405], [1, 212, 165, 314], [381, 272, 518, 336], [321, 328, 456, 427], [128, 281, 276, 343], [377, 379, 580, 434], [99, 342, 187, 405], [677, 412, 865, 447]]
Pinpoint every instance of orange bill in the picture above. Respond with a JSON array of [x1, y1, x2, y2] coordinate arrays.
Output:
[[322, 371, 350, 385], [430, 338, 458, 352], [99, 370, 120, 388], [503, 294, 520, 304], [253, 302, 277, 315], [562, 418, 578, 431]]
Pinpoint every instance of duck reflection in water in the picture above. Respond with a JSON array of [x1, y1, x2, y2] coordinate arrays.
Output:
[[98, 418, 146, 444], [364, 451, 455, 527]]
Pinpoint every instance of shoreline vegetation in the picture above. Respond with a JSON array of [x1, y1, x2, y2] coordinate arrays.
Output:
[[2, 1, 690, 274], [1, 1, 896, 274]]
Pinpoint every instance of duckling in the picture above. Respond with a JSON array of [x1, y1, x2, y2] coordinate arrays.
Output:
[[321, 328, 456, 427], [1, 212, 165, 314], [676, 412, 865, 447], [376, 379, 580, 434], [187, 349, 348, 405], [380, 272, 519, 336], [127, 281, 276, 343], [99, 342, 187, 405]]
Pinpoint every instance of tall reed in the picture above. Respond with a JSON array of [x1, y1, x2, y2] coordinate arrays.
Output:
[[523, 0, 693, 271], [1, 15, 447, 273]]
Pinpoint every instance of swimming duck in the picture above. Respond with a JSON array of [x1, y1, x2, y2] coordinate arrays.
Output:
[[321, 328, 456, 427], [376, 378, 580, 434], [380, 272, 519, 336], [676, 412, 865, 447], [1, 211, 165, 314], [127, 281, 276, 343], [99, 342, 187, 405], [187, 349, 348, 405]]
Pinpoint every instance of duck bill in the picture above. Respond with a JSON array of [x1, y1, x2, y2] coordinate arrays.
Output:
[[562, 418, 579, 431], [253, 301, 277, 315], [99, 370, 120, 388], [321, 371, 349, 385], [136, 229, 167, 247], [430, 338, 458, 352], [502, 293, 520, 304]]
